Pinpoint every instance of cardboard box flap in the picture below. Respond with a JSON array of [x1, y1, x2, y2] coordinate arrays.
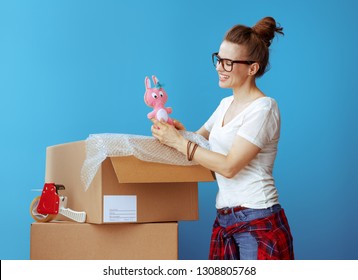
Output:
[[110, 156, 214, 183]]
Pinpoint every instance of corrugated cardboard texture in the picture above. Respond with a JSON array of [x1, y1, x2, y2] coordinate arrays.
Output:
[[111, 156, 214, 183], [30, 221, 178, 260], [45, 140, 214, 223]]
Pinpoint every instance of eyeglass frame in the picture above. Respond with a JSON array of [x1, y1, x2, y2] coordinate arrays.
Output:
[[212, 52, 255, 72]]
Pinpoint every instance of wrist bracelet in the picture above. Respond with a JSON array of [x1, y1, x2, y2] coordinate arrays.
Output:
[[188, 143, 199, 161], [187, 141, 193, 161]]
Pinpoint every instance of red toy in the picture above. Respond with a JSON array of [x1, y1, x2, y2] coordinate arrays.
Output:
[[30, 183, 86, 223]]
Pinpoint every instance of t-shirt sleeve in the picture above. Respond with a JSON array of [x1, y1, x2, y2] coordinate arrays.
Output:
[[237, 104, 280, 149]]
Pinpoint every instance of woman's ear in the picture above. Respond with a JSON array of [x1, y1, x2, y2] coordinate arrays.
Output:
[[248, 62, 260, 76]]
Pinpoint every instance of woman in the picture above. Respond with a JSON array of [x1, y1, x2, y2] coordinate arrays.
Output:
[[151, 16, 294, 260]]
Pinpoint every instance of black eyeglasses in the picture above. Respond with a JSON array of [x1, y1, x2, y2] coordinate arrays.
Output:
[[212, 52, 255, 72]]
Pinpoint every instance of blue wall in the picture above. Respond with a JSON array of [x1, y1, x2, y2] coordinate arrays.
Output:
[[1, 0, 357, 260]]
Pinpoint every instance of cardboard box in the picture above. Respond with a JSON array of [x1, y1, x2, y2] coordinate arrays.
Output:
[[45, 141, 214, 224], [30, 221, 178, 260]]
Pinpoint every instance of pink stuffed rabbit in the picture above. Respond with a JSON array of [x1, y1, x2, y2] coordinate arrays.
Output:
[[144, 75, 174, 125]]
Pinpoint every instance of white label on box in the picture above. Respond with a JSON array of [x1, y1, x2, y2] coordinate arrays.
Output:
[[103, 195, 137, 223]]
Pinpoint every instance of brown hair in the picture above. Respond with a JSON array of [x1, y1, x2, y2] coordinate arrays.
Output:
[[224, 17, 284, 77]]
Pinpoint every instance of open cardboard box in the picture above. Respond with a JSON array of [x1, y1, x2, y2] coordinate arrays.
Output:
[[30, 221, 178, 260], [45, 140, 215, 224]]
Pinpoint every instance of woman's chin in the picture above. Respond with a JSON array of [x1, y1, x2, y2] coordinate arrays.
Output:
[[219, 80, 230, 88]]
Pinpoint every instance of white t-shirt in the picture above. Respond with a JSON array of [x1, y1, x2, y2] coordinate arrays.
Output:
[[204, 96, 280, 209]]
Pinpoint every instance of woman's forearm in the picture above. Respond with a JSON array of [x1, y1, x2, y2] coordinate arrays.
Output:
[[175, 134, 260, 179], [175, 137, 236, 178]]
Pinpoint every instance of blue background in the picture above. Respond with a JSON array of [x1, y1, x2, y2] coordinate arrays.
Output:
[[1, 0, 357, 260]]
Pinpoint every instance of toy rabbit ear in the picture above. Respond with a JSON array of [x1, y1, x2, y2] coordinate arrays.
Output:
[[152, 75, 158, 85], [145, 76, 151, 89]]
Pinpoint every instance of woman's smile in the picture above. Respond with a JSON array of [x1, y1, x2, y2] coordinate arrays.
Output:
[[219, 73, 230, 82]]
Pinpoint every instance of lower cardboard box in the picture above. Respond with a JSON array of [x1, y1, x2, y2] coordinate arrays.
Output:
[[30, 221, 178, 260]]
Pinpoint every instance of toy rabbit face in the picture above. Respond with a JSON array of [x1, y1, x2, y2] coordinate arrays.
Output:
[[144, 76, 168, 107]]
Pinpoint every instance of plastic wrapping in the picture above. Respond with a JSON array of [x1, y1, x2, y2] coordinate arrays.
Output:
[[81, 131, 210, 190]]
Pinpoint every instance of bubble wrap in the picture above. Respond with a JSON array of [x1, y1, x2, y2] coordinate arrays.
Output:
[[81, 131, 210, 190]]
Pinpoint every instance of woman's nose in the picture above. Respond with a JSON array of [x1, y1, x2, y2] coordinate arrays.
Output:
[[216, 60, 224, 71]]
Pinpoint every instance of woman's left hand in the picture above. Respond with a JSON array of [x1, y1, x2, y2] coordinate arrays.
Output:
[[151, 119, 185, 150]]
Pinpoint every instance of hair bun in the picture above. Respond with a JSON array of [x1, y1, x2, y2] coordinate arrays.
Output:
[[252, 17, 284, 47]]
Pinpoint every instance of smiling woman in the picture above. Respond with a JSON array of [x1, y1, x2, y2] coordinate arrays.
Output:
[[151, 16, 293, 260], [2, 0, 356, 262]]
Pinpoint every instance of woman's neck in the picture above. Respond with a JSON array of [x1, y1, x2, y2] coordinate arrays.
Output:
[[232, 79, 263, 104]]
